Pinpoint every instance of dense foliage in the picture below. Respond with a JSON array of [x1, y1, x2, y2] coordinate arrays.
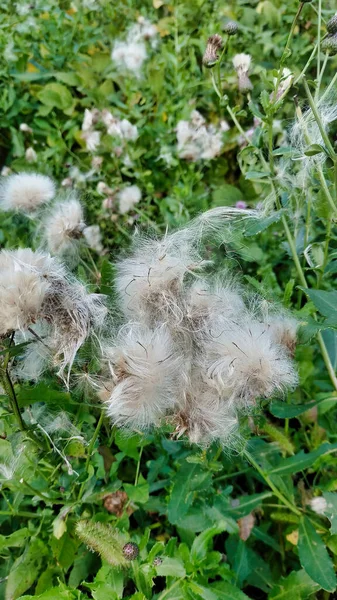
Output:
[[1, 0, 337, 599]]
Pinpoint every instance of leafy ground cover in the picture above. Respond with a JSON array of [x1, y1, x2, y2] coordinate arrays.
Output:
[[1, 0, 337, 599]]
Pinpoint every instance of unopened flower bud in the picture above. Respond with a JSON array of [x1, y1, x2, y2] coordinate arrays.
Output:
[[222, 21, 239, 36], [321, 34, 337, 55], [123, 542, 139, 560], [327, 14, 337, 35], [202, 34, 223, 68], [153, 557, 163, 566]]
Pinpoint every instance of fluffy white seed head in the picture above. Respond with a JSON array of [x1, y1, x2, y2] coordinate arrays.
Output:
[[0, 269, 49, 336], [118, 185, 142, 214], [309, 497, 328, 515], [233, 53, 251, 72], [200, 318, 298, 408], [83, 225, 103, 254], [173, 375, 239, 447], [104, 323, 183, 429], [185, 278, 245, 331], [0, 172, 55, 213], [43, 196, 85, 255], [176, 112, 224, 161], [111, 40, 147, 78], [116, 229, 204, 324]]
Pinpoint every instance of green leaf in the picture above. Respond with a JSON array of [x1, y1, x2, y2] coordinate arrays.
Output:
[[304, 144, 326, 156], [114, 430, 142, 460], [211, 582, 252, 599], [212, 184, 243, 207], [301, 289, 337, 319], [5, 538, 46, 600], [37, 83, 73, 110], [245, 170, 271, 180], [167, 462, 200, 525], [50, 533, 77, 571], [214, 492, 272, 519], [243, 211, 282, 236], [124, 474, 149, 504], [298, 516, 336, 592], [266, 442, 337, 476], [0, 528, 29, 551], [155, 557, 186, 578], [190, 524, 225, 564], [268, 569, 320, 599], [269, 399, 320, 418]]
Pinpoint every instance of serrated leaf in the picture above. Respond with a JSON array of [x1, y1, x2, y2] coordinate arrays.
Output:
[[298, 516, 336, 592]]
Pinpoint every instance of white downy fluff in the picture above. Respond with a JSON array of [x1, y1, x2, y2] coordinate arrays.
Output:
[[0, 248, 106, 382], [286, 99, 337, 187], [83, 225, 103, 253], [43, 196, 85, 255], [104, 323, 183, 429], [233, 53, 253, 92], [177, 110, 224, 161], [0, 172, 55, 213], [200, 317, 298, 408], [111, 40, 147, 78], [118, 185, 142, 214]]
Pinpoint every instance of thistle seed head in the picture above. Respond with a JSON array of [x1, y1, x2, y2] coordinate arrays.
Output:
[[327, 14, 337, 35], [222, 21, 239, 36], [202, 34, 223, 68], [321, 34, 337, 55]]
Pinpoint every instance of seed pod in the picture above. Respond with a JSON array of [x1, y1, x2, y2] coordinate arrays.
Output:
[[222, 21, 239, 36], [327, 14, 337, 35], [123, 542, 139, 560], [321, 34, 337, 55]]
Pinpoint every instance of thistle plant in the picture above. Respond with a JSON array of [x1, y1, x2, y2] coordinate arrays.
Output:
[[204, 2, 337, 395]]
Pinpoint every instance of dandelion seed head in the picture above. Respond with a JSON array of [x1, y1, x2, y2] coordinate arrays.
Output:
[[0, 172, 55, 213]]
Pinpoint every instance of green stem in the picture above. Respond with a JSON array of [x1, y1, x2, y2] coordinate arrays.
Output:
[[316, 0, 322, 85], [315, 50, 328, 100], [273, 2, 305, 101], [226, 105, 252, 144], [243, 449, 301, 516], [294, 43, 318, 86], [0, 364, 25, 431], [0, 510, 43, 518], [318, 65, 336, 106], [78, 410, 104, 501], [303, 77, 336, 159]]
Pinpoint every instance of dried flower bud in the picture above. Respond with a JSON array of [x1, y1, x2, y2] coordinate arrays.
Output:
[[153, 557, 163, 566], [327, 14, 337, 34], [222, 21, 239, 36], [103, 490, 131, 517], [202, 34, 223, 68], [321, 34, 337, 55], [123, 542, 139, 560]]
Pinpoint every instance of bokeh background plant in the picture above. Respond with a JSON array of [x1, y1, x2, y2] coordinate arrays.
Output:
[[1, 0, 337, 599]]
